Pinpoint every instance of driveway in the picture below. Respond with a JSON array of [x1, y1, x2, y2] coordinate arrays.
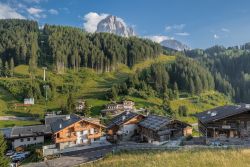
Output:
[[21, 145, 113, 167]]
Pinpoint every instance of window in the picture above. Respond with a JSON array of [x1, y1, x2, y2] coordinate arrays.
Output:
[[57, 133, 60, 138], [27, 138, 30, 141], [94, 128, 99, 133], [34, 137, 37, 141], [20, 139, 24, 142]]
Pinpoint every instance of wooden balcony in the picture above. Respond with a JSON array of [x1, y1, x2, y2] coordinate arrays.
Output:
[[55, 135, 77, 143], [88, 133, 102, 139]]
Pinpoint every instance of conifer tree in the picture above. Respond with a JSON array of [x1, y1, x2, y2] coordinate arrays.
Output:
[[4, 61, 9, 77], [10, 58, 14, 77], [66, 92, 75, 114], [0, 133, 9, 167], [0, 59, 3, 76]]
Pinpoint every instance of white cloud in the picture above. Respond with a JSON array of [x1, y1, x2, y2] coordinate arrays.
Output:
[[165, 24, 185, 31], [83, 12, 109, 33], [27, 7, 46, 18], [221, 28, 230, 32], [27, 7, 43, 15], [23, 0, 45, 3], [175, 32, 190, 36], [48, 9, 58, 15], [144, 35, 173, 43], [0, 3, 25, 19], [214, 34, 220, 39]]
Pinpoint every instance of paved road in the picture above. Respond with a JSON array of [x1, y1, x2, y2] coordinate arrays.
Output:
[[22, 145, 113, 167], [0, 116, 39, 121]]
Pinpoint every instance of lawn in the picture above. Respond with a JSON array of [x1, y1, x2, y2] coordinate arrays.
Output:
[[82, 149, 250, 167], [170, 91, 231, 123], [0, 120, 41, 128]]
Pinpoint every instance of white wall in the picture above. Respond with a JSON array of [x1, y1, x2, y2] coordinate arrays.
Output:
[[12, 136, 44, 148]]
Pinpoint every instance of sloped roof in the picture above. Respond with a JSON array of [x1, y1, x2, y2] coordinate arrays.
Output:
[[10, 125, 51, 138], [107, 111, 140, 129], [196, 104, 250, 124], [50, 114, 105, 133], [139, 115, 172, 131], [50, 114, 82, 133], [45, 115, 68, 125]]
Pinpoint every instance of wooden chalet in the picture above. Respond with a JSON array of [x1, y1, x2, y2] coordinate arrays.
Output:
[[196, 104, 250, 139], [50, 114, 106, 149], [101, 100, 135, 116], [138, 115, 192, 144], [107, 111, 145, 142]]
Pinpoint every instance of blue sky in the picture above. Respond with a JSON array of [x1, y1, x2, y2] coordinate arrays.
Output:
[[1, 0, 250, 49]]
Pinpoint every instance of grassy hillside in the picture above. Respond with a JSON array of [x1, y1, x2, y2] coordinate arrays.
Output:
[[82, 149, 250, 167], [0, 55, 231, 127], [170, 91, 231, 123]]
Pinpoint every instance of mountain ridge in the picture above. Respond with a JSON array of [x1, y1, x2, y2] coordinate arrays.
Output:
[[96, 15, 135, 37], [160, 39, 190, 51]]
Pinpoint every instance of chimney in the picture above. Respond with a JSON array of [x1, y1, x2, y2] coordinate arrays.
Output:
[[122, 115, 126, 121], [66, 115, 70, 120], [59, 124, 62, 129], [126, 111, 130, 115]]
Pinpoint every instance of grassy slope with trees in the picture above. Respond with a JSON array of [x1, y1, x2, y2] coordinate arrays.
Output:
[[0, 19, 231, 127], [186, 45, 250, 102], [0, 55, 230, 127]]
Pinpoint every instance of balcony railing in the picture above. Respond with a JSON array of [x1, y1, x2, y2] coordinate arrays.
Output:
[[55, 134, 77, 143], [88, 133, 102, 139]]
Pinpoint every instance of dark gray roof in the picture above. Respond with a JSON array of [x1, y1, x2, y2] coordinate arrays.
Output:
[[107, 111, 140, 129], [139, 115, 172, 131], [45, 115, 68, 125], [50, 114, 81, 133], [196, 104, 250, 124], [10, 125, 51, 138]]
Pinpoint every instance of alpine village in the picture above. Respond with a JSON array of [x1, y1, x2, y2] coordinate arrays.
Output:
[[2, 2, 250, 167]]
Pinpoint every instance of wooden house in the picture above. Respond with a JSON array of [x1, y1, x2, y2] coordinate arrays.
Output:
[[75, 99, 86, 112], [101, 100, 135, 116], [107, 111, 145, 142], [196, 104, 250, 139], [139, 115, 192, 144], [50, 114, 106, 149]]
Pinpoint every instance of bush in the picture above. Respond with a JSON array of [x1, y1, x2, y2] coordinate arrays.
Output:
[[178, 105, 188, 117]]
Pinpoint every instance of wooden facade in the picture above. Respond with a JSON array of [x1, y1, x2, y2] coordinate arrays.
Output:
[[53, 119, 105, 149], [140, 120, 192, 143], [107, 112, 145, 142], [198, 111, 250, 138]]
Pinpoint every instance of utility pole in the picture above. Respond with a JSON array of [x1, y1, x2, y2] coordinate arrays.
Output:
[[43, 85, 49, 113], [42, 67, 47, 81], [42, 66, 48, 113]]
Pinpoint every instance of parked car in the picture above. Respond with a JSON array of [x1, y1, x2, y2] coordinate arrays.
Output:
[[12, 156, 24, 163], [10, 152, 23, 159], [6, 150, 15, 156]]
